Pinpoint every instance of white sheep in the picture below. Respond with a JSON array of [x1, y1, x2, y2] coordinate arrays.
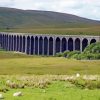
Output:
[[13, 92, 22, 97]]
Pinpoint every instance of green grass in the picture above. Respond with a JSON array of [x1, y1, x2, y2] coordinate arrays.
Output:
[[1, 81, 100, 100], [0, 51, 100, 75], [0, 7, 100, 36], [0, 51, 100, 100], [1, 26, 100, 35]]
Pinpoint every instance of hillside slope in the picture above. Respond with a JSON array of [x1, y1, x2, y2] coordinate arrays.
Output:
[[0, 7, 100, 29]]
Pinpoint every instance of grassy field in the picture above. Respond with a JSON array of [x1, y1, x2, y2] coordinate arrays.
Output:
[[1, 81, 100, 100], [0, 51, 100, 75], [1, 26, 100, 35], [0, 51, 100, 100], [0, 75, 100, 100]]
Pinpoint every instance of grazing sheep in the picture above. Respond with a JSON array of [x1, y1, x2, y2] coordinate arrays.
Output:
[[0, 94, 4, 99], [13, 92, 22, 97], [76, 73, 80, 77]]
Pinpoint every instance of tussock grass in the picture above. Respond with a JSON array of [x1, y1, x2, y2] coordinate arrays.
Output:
[[0, 75, 100, 100]]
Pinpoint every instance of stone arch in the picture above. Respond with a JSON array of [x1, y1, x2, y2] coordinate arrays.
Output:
[[9, 35, 12, 51], [22, 36, 25, 53], [68, 38, 73, 51], [56, 37, 60, 53], [49, 37, 53, 55], [19, 36, 22, 52], [2, 34, 5, 49], [27, 36, 30, 54], [3, 34, 5, 49], [4, 35, 7, 50], [0, 34, 1, 45], [82, 38, 88, 51], [75, 38, 80, 51], [62, 38, 67, 52], [1, 35, 3, 47], [90, 39, 96, 44], [14, 35, 16, 51], [35, 36, 38, 55], [16, 35, 19, 51], [6, 35, 8, 50], [39, 37, 43, 55], [0, 34, 2, 47], [11, 35, 14, 51], [30, 36, 34, 55], [2, 34, 3, 48], [44, 37, 48, 55]]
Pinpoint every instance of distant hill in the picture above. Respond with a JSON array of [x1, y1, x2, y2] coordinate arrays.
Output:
[[0, 7, 100, 29]]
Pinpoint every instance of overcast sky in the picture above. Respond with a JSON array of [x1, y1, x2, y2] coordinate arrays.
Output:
[[0, 0, 100, 20]]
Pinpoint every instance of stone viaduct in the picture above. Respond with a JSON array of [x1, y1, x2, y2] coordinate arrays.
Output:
[[0, 32, 100, 56]]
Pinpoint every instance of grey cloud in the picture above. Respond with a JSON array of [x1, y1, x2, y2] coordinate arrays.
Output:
[[0, 0, 100, 20]]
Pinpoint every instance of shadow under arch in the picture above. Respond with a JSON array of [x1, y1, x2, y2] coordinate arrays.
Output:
[[56, 37, 60, 53], [44, 37, 48, 55], [35, 36, 38, 55], [90, 39, 96, 44], [49, 37, 53, 55], [62, 38, 67, 52], [14, 35, 16, 51], [82, 38, 88, 51], [19, 36, 22, 52], [30, 36, 34, 55], [26, 36, 30, 54], [9, 35, 12, 51], [75, 38, 80, 51], [39, 37, 43, 55], [68, 38, 73, 51], [22, 36, 26, 53]]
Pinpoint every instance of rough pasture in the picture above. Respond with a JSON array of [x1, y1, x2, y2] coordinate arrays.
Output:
[[0, 51, 100, 75], [0, 51, 100, 100]]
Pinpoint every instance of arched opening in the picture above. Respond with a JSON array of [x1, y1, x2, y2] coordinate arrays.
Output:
[[0, 34, 2, 47], [39, 37, 43, 55], [27, 36, 30, 54], [3, 35, 6, 49], [82, 38, 88, 51], [90, 39, 96, 44], [56, 37, 60, 53], [4, 35, 7, 50], [68, 38, 73, 51], [35, 36, 38, 55], [30, 36, 34, 55], [16, 36, 19, 51], [3, 35, 5, 49], [1, 35, 3, 48], [6, 35, 8, 50], [49, 37, 53, 55], [62, 38, 67, 52], [9, 35, 12, 51], [22, 36, 25, 53], [75, 38, 80, 51], [11, 35, 14, 51], [0, 34, 1, 46], [2, 35, 4, 49], [44, 37, 48, 55], [14, 36, 16, 51], [19, 36, 22, 52]]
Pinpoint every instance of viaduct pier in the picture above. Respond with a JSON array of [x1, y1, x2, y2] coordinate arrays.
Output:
[[0, 32, 100, 56]]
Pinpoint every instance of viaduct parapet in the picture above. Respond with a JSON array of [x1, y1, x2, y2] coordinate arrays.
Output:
[[0, 32, 100, 55]]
